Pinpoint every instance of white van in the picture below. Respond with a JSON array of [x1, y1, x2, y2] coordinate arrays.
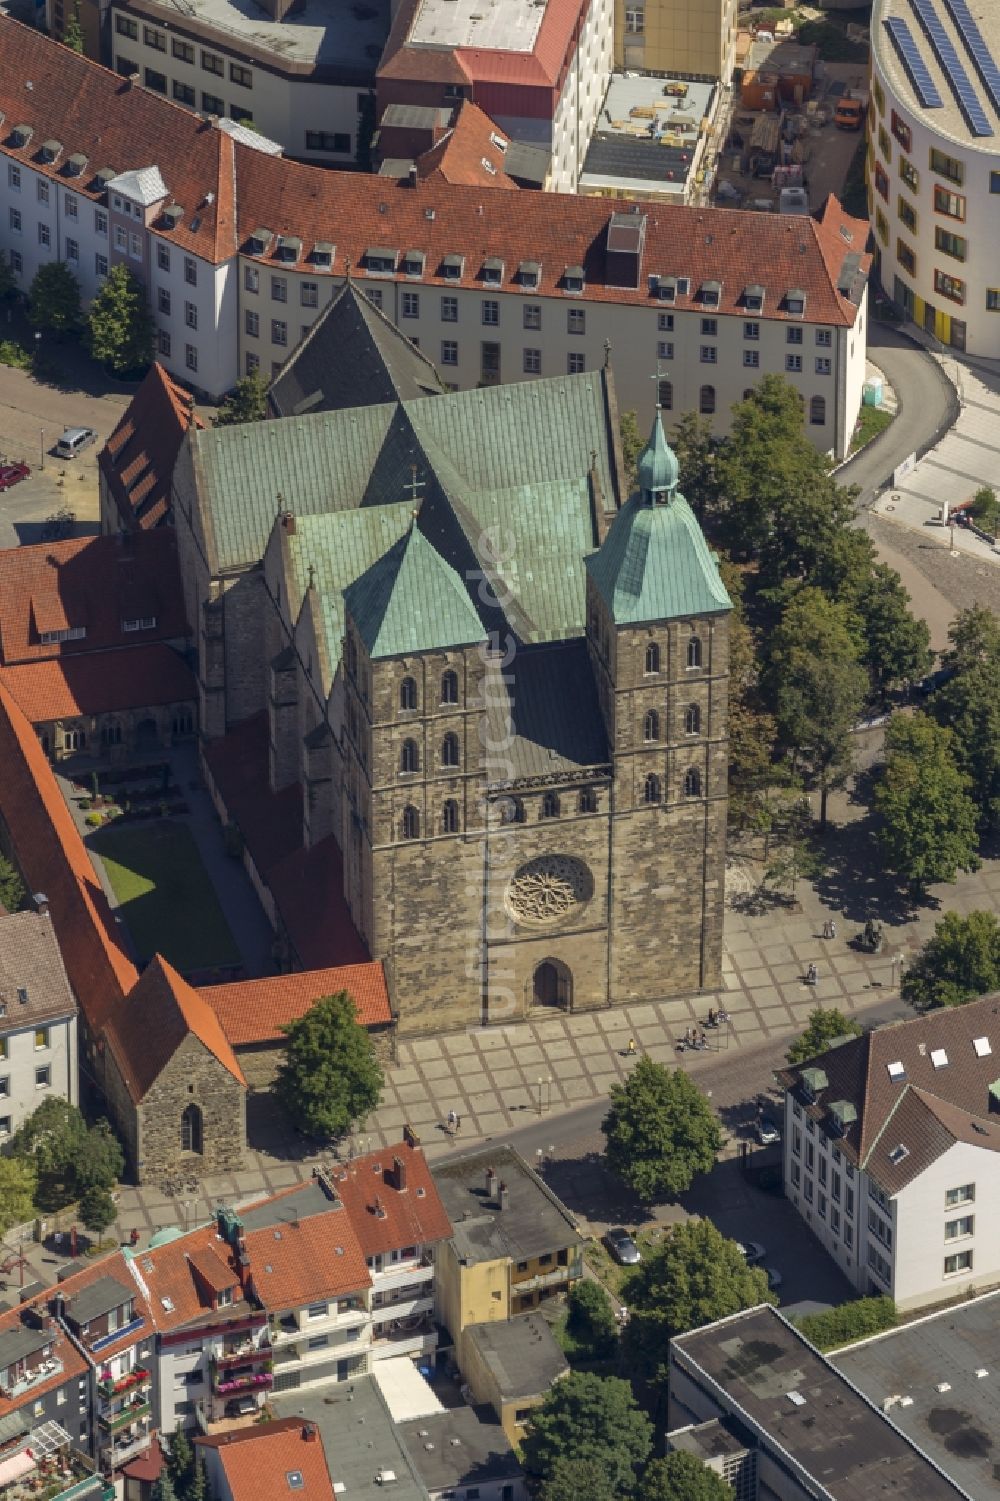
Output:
[[55, 427, 97, 459]]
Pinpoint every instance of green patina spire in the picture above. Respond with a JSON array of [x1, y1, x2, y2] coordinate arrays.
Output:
[[637, 409, 680, 501]]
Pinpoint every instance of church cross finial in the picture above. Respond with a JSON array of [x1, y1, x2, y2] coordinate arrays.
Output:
[[603, 338, 612, 369], [345, 257, 352, 280], [650, 362, 663, 410]]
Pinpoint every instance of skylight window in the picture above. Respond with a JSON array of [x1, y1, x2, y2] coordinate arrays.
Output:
[[887, 1061, 906, 1082], [974, 1036, 992, 1058], [931, 1048, 949, 1069], [888, 1143, 909, 1165], [287, 1472, 304, 1491]]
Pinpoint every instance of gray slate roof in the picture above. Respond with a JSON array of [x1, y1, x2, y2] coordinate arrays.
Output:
[[484, 639, 609, 785], [0, 1323, 50, 1372], [67, 1275, 134, 1327], [432, 1145, 581, 1266], [273, 1378, 428, 1501], [0, 911, 77, 1029]]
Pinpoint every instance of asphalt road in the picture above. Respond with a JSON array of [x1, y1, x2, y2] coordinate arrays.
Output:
[[838, 323, 959, 508]]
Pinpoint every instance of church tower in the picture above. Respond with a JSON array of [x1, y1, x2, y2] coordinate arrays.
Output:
[[585, 411, 732, 999]]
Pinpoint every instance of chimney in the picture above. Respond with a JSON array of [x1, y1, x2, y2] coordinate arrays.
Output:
[[408, 164, 418, 188], [485, 1165, 496, 1197], [374, 1194, 386, 1219], [32, 893, 49, 917], [281, 511, 296, 534], [392, 1154, 407, 1192], [303, 1423, 317, 1442], [125, 72, 141, 90], [498, 1181, 509, 1212]]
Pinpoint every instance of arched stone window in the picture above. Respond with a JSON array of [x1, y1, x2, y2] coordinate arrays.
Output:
[[687, 636, 702, 669], [578, 788, 597, 813], [441, 732, 460, 768], [442, 799, 459, 834], [181, 1103, 203, 1154], [402, 804, 420, 839], [441, 669, 459, 705], [810, 394, 827, 426], [643, 709, 659, 743], [400, 739, 419, 773], [644, 773, 661, 804], [645, 642, 660, 674], [532, 959, 572, 1009], [685, 703, 701, 735], [684, 767, 702, 798], [541, 791, 560, 819], [699, 384, 716, 415], [400, 676, 417, 711]]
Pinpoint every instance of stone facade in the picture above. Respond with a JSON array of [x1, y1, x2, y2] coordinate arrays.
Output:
[[39, 702, 195, 762]]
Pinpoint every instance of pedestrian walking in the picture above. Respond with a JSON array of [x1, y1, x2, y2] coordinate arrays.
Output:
[[454, 1114, 462, 1134], [830, 919, 837, 940], [627, 1037, 637, 1055], [447, 1109, 456, 1131], [822, 919, 831, 939], [806, 962, 818, 986]]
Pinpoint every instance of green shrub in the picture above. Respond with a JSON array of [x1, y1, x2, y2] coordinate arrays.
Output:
[[0, 340, 32, 370], [84, 812, 103, 828], [796, 1295, 897, 1351], [567, 1278, 618, 1357]]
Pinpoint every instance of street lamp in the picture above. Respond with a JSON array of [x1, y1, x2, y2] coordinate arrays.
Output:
[[536, 1078, 544, 1116]]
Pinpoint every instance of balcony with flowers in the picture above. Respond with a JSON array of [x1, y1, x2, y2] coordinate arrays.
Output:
[[97, 1365, 150, 1399], [97, 1397, 151, 1434], [214, 1370, 274, 1396]]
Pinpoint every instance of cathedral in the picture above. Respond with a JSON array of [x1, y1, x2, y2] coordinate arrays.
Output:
[[173, 282, 732, 1033]]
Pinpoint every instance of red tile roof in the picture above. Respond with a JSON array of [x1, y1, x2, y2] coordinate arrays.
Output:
[[136, 1224, 249, 1334], [53, 1250, 153, 1363], [98, 363, 202, 531], [0, 644, 195, 722], [0, 680, 138, 1029], [0, 530, 190, 665], [242, 1211, 370, 1311], [415, 102, 516, 189], [0, 18, 868, 330], [199, 963, 391, 1046], [378, 0, 587, 91], [197, 1418, 335, 1501], [328, 1142, 453, 1257], [103, 955, 246, 1103]]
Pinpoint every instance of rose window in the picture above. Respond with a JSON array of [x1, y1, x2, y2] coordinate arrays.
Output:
[[506, 855, 592, 926]]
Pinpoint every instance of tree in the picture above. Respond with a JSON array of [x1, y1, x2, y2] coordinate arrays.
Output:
[[796, 1295, 896, 1352], [522, 1372, 652, 1497], [622, 1221, 773, 1385], [816, 530, 931, 694], [969, 485, 1000, 537], [0, 251, 17, 302], [213, 370, 268, 427], [928, 606, 1000, 828], [28, 261, 81, 337], [786, 1007, 862, 1066], [8, 1098, 123, 1211], [62, 0, 84, 52], [765, 588, 867, 829], [566, 1277, 617, 1358], [152, 1476, 179, 1501], [719, 556, 777, 831], [759, 789, 825, 898], [79, 1184, 116, 1237], [875, 713, 980, 894], [671, 411, 719, 524], [0, 1158, 36, 1233], [166, 1427, 194, 1493], [275, 992, 383, 1139], [902, 910, 1000, 1012], [602, 1058, 722, 1202], [620, 410, 643, 492], [184, 1457, 208, 1501], [0, 852, 26, 914], [87, 263, 154, 375], [638, 1451, 734, 1501], [540, 1456, 630, 1501]]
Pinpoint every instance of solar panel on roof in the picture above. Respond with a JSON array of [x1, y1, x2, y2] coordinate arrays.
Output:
[[909, 0, 993, 134], [884, 16, 944, 108], [939, 0, 1000, 117]]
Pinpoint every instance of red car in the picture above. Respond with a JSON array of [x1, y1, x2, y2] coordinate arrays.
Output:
[[0, 461, 29, 492]]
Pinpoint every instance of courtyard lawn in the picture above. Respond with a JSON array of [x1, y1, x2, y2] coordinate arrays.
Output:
[[91, 820, 241, 974]]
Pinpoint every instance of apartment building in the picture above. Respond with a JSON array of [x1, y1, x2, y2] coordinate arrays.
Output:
[[777, 993, 1000, 1313], [0, 19, 870, 455], [0, 1304, 103, 1498], [870, 0, 1000, 355], [0, 910, 77, 1137], [614, 0, 737, 82]]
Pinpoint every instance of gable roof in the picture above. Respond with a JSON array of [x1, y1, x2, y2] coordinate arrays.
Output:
[[345, 522, 486, 659], [98, 362, 201, 531], [0, 530, 190, 665], [0, 680, 138, 1029], [585, 489, 732, 624], [777, 991, 1000, 1186], [0, 910, 77, 1026], [0, 644, 195, 723], [197, 1418, 335, 1501], [414, 101, 516, 189], [323, 1143, 453, 1257], [198, 961, 391, 1046], [103, 955, 246, 1103], [242, 1209, 370, 1310], [52, 1250, 153, 1362], [268, 280, 443, 419]]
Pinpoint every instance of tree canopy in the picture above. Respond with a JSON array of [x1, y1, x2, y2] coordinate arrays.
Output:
[[522, 1372, 652, 1497], [79, 1184, 116, 1237], [620, 410, 643, 492], [213, 370, 268, 427], [671, 411, 719, 523], [87, 263, 154, 374], [566, 1277, 617, 1359], [28, 261, 81, 336], [602, 1057, 722, 1202], [786, 1007, 862, 1066], [902, 910, 1000, 1011], [0, 1158, 36, 1234], [275, 991, 383, 1139], [637, 1451, 734, 1501], [8, 1098, 123, 1212], [796, 1295, 896, 1352], [622, 1221, 773, 1384], [875, 713, 980, 893], [928, 606, 1000, 828], [815, 530, 931, 694], [0, 853, 26, 915]]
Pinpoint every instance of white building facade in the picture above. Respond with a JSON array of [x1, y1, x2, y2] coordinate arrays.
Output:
[[0, 911, 78, 1138]]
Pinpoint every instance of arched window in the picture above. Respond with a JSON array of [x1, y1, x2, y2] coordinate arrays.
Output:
[[441, 669, 459, 705], [402, 804, 420, 839], [699, 384, 716, 415], [687, 636, 702, 669], [400, 676, 417, 711], [499, 796, 524, 824], [442, 799, 459, 834], [644, 774, 661, 805], [658, 378, 673, 411], [810, 394, 826, 426], [400, 739, 419, 773], [645, 642, 660, 675], [180, 1103, 203, 1154], [684, 767, 702, 798], [643, 709, 659, 743], [578, 788, 597, 813], [685, 703, 701, 735], [441, 732, 460, 768], [541, 791, 560, 819], [101, 722, 123, 746]]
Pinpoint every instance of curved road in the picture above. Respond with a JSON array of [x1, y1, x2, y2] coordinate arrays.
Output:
[[837, 322, 959, 509]]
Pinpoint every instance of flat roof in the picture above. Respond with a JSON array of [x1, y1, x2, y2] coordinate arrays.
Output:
[[134, 0, 390, 74], [409, 0, 546, 52], [873, 0, 1000, 152], [400, 1407, 522, 1492], [465, 1313, 569, 1399], [431, 1146, 581, 1266], [236, 1182, 335, 1232], [580, 74, 715, 196], [832, 1288, 1000, 1501], [672, 1306, 969, 1501], [272, 1377, 427, 1501], [667, 1418, 751, 1462], [372, 1354, 446, 1423]]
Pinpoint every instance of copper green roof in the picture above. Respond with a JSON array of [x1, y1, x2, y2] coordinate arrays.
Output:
[[345, 524, 485, 660], [585, 491, 731, 625], [638, 411, 680, 497]]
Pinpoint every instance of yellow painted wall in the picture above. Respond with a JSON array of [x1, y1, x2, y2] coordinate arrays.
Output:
[[614, 0, 736, 79], [435, 1242, 510, 1346]]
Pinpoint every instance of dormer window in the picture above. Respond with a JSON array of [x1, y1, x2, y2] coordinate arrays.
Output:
[[518, 260, 540, 289], [11, 125, 34, 149], [699, 280, 721, 308], [743, 284, 765, 312], [562, 265, 585, 294], [482, 257, 504, 286], [655, 275, 676, 303], [489, 131, 508, 153], [248, 226, 273, 256], [122, 616, 156, 632], [216, 1286, 234, 1308], [40, 626, 86, 644], [276, 236, 302, 264], [784, 288, 806, 316], [93, 167, 115, 191], [364, 246, 397, 276], [161, 204, 183, 230], [311, 240, 334, 267], [441, 253, 464, 280], [401, 250, 425, 278], [39, 140, 62, 164], [65, 153, 88, 178]]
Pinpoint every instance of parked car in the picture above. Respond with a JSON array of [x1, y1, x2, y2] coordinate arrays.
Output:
[[225, 1394, 257, 1418], [755, 1116, 781, 1146], [605, 1228, 641, 1265], [55, 426, 96, 459], [0, 460, 29, 492], [737, 1240, 766, 1264]]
